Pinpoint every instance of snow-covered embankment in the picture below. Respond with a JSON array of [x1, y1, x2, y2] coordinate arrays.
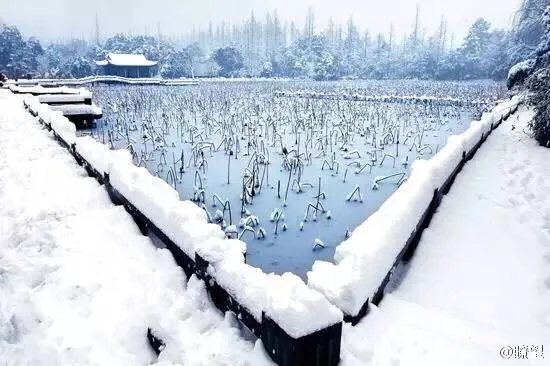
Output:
[[20, 90, 343, 365], [0, 90, 269, 365], [307, 96, 522, 319], [341, 104, 550, 365]]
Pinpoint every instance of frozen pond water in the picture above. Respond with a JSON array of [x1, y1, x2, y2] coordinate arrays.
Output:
[[81, 79, 506, 278]]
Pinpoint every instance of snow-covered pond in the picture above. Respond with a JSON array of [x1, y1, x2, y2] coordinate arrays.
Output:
[[81, 79, 506, 278]]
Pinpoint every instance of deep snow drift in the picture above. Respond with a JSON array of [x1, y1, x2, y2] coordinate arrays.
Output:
[[0, 90, 270, 366], [341, 106, 550, 365]]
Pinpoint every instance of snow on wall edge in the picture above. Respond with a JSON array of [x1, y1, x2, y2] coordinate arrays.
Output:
[[22, 92, 343, 340], [306, 95, 521, 317]]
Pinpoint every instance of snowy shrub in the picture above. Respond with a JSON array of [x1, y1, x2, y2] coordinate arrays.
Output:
[[508, 5, 550, 147], [515, 5, 550, 147], [507, 58, 536, 89], [528, 70, 550, 147]]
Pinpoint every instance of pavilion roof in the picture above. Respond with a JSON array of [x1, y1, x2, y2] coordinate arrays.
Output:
[[95, 53, 158, 67]]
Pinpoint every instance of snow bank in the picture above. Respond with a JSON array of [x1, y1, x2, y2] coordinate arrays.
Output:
[[107, 157, 245, 262], [493, 96, 519, 119], [479, 112, 495, 134], [337, 160, 436, 263], [307, 97, 522, 317], [123, 168, 180, 228], [160, 200, 210, 256], [22, 94, 40, 113], [460, 96, 519, 156], [22, 95, 94, 146], [433, 96, 519, 187]]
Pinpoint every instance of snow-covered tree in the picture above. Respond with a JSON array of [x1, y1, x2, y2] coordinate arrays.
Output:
[[42, 40, 96, 77], [459, 18, 492, 78], [512, 0, 550, 61], [213, 46, 244, 77], [0, 7, 531, 81], [0, 25, 26, 74], [525, 6, 550, 147], [507, 5, 550, 147], [103, 34, 174, 63], [184, 43, 204, 78], [0, 24, 43, 78], [67, 57, 93, 78], [160, 44, 204, 79], [529, 71, 550, 147], [279, 35, 340, 80]]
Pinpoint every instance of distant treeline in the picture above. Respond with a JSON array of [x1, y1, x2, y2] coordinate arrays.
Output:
[[0, 3, 547, 81]]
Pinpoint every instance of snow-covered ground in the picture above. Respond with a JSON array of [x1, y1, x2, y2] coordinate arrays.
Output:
[[1, 87, 548, 366], [0, 90, 270, 365], [342, 106, 550, 365]]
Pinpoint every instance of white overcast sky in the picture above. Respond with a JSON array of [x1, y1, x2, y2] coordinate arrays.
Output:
[[2, 0, 521, 42]]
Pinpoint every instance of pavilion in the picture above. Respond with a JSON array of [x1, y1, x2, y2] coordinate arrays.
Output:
[[95, 53, 158, 78]]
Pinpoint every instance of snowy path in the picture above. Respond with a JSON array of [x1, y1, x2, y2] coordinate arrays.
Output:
[[342, 106, 550, 365], [0, 90, 267, 366]]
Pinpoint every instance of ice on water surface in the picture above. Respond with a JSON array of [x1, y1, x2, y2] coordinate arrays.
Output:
[[81, 79, 505, 278]]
